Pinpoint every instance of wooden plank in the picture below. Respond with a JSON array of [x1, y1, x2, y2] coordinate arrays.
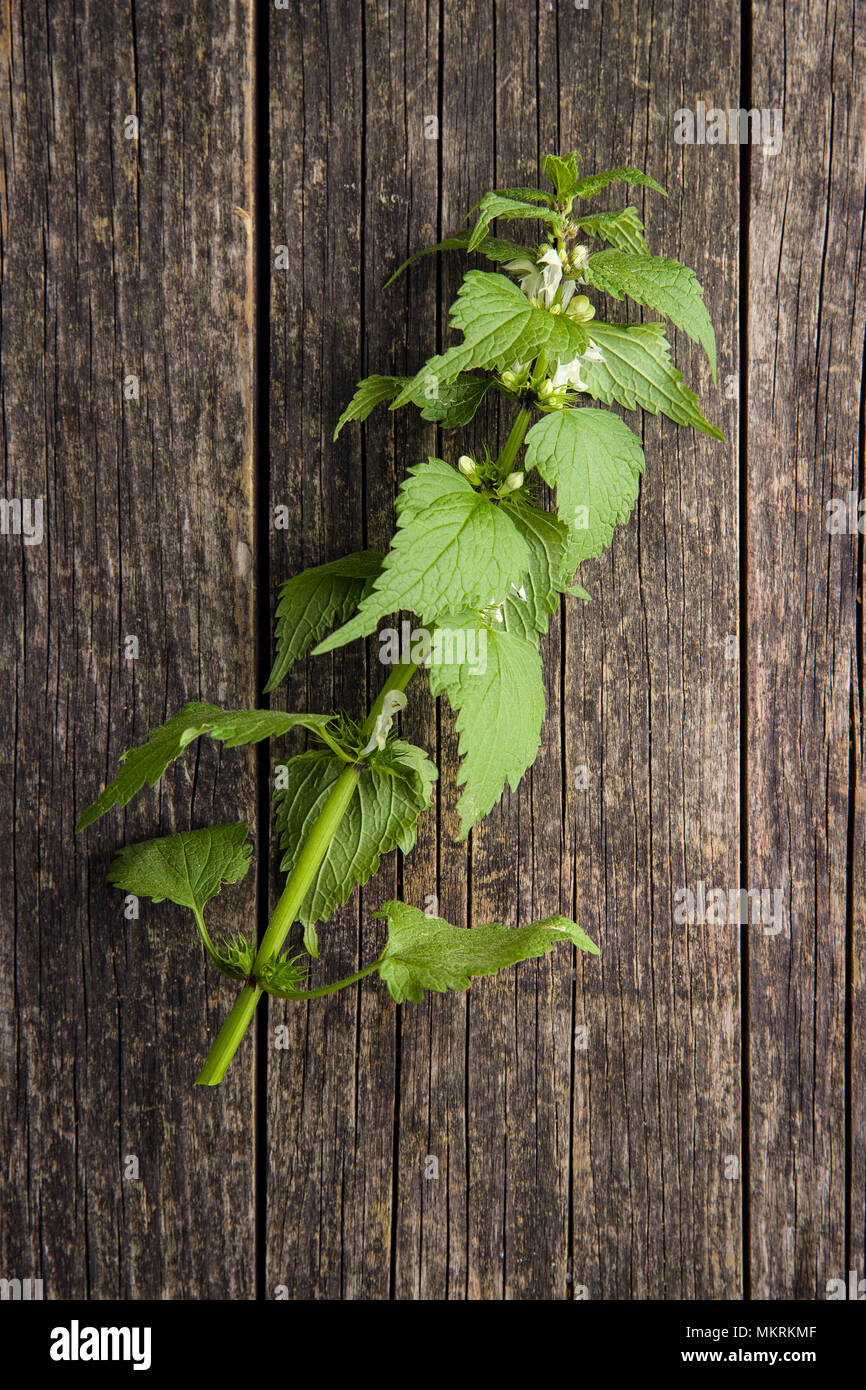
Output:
[[0, 1, 257, 1296], [442, 0, 576, 1302], [265, 0, 372, 1299], [747, 0, 865, 1298], [560, 1, 742, 1297], [358, 6, 476, 1303]]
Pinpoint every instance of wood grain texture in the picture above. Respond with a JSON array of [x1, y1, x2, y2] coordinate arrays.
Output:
[[266, 0, 375, 1299], [747, 0, 866, 1299], [0, 0, 257, 1297], [2, 0, 863, 1303], [558, 0, 742, 1299]]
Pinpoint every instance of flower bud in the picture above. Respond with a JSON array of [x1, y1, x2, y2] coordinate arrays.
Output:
[[458, 453, 481, 484], [567, 294, 596, 323], [538, 379, 554, 398], [502, 471, 524, 493]]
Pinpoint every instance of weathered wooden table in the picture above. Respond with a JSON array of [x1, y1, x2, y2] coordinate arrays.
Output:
[[1, 0, 863, 1300]]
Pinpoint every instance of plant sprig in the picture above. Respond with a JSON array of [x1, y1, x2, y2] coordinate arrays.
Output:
[[77, 152, 721, 1084]]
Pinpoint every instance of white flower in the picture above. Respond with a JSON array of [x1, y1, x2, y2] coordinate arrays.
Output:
[[550, 357, 590, 392], [481, 600, 505, 624], [358, 690, 408, 757], [549, 340, 604, 395], [504, 254, 545, 302], [538, 246, 565, 306]]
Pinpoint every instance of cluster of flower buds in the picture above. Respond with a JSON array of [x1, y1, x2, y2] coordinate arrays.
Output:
[[498, 361, 532, 392], [535, 378, 570, 409], [561, 242, 590, 277], [458, 453, 526, 499]]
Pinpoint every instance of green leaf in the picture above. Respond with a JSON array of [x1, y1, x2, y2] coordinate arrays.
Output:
[[392, 272, 590, 407], [466, 193, 564, 251], [333, 375, 403, 438], [418, 375, 493, 427], [265, 550, 384, 691], [384, 231, 532, 286], [106, 823, 256, 978], [75, 703, 334, 830], [106, 823, 252, 915], [473, 186, 556, 209], [579, 322, 724, 438], [371, 900, 599, 1003], [313, 460, 531, 654], [542, 151, 583, 200], [334, 369, 494, 435], [275, 741, 437, 951], [571, 167, 667, 201], [427, 614, 545, 838], [524, 409, 645, 570], [576, 206, 649, 255], [583, 250, 717, 380], [498, 498, 572, 638]]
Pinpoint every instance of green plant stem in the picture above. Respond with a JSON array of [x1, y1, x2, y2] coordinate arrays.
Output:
[[195, 983, 263, 1086], [495, 406, 531, 477], [195, 657, 421, 1085], [278, 956, 383, 1000], [191, 906, 223, 971]]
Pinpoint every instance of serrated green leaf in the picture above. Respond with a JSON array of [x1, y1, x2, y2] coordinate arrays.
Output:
[[76, 703, 334, 830], [384, 231, 531, 287], [466, 193, 564, 251], [265, 551, 384, 691], [427, 615, 545, 838], [275, 741, 437, 948], [106, 823, 252, 913], [393, 272, 590, 407], [106, 823, 255, 978], [525, 409, 646, 570], [498, 498, 572, 638], [334, 369, 494, 435], [572, 167, 667, 200], [313, 460, 531, 654], [372, 900, 599, 1003], [333, 375, 403, 438], [583, 250, 717, 380], [393, 456, 458, 520], [579, 322, 724, 438], [576, 206, 649, 255], [542, 151, 583, 200], [474, 187, 556, 209], [418, 374, 493, 427]]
